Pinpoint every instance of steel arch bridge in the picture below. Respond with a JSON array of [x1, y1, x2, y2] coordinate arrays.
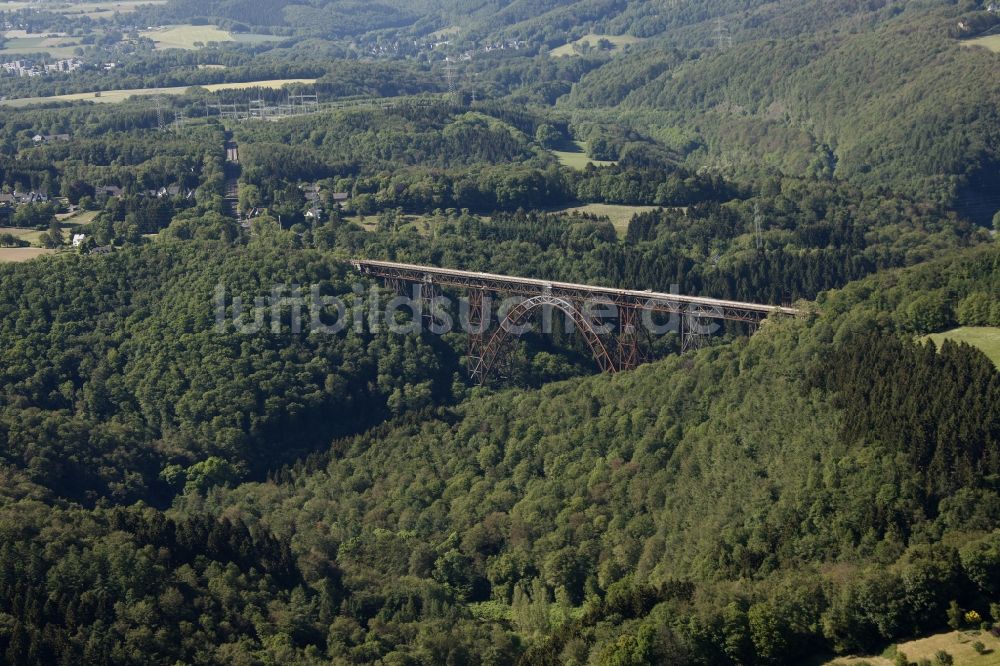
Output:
[[352, 259, 804, 384], [471, 294, 618, 383]]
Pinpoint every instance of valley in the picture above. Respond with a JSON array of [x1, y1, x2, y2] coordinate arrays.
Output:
[[0, 1, 997, 664]]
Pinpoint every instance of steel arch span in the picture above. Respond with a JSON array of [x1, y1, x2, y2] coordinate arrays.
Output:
[[469, 294, 616, 384]]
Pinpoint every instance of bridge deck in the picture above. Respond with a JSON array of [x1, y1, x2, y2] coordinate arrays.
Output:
[[352, 259, 804, 321]]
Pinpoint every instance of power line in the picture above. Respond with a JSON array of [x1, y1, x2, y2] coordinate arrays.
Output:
[[753, 202, 764, 250], [172, 107, 186, 132], [715, 17, 733, 50], [444, 58, 458, 102], [154, 96, 165, 131]]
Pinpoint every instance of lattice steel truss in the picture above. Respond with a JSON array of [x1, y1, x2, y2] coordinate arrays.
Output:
[[353, 259, 804, 384]]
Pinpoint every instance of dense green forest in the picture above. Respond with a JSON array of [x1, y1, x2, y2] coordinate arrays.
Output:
[[559, 11, 1000, 220], [0, 0, 999, 663], [0, 234, 997, 664]]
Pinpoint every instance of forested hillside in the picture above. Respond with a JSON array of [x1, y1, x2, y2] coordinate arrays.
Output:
[[0, 240, 459, 504], [0, 192, 979, 508], [130, 0, 917, 45], [1, 0, 999, 663], [565, 8, 1000, 217], [0, 235, 997, 664]]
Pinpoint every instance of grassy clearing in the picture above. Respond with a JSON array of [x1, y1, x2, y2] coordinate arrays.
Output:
[[0, 35, 84, 58], [60, 1, 167, 18], [141, 24, 233, 49], [2, 212, 95, 247], [183, 79, 315, 93], [0, 2, 164, 18], [552, 140, 616, 169], [549, 33, 643, 58], [427, 25, 461, 41], [552, 203, 661, 236], [962, 34, 1000, 53], [0, 78, 317, 106], [397, 214, 432, 236], [824, 629, 1000, 666], [2, 227, 46, 245], [0, 248, 55, 262], [1, 29, 54, 38], [344, 214, 439, 236], [230, 33, 283, 45], [58, 210, 98, 226], [927, 326, 1000, 368], [141, 24, 278, 50]]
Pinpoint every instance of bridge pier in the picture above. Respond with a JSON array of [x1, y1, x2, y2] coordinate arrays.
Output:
[[465, 289, 489, 383], [415, 278, 442, 330], [681, 314, 710, 353], [617, 305, 640, 371], [385, 277, 407, 296]]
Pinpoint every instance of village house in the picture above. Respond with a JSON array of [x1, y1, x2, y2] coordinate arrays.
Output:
[[95, 185, 123, 198], [32, 133, 70, 144], [12, 190, 48, 204], [43, 58, 82, 74]]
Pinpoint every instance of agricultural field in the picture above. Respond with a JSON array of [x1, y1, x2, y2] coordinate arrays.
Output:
[[824, 629, 1000, 666], [141, 25, 233, 49], [230, 32, 284, 45], [58, 0, 167, 18], [551, 140, 616, 169], [0, 32, 85, 58], [1, 214, 90, 245], [552, 202, 662, 236], [58, 209, 98, 226], [2, 29, 65, 38], [0, 247, 55, 262], [0, 78, 318, 106], [927, 326, 1000, 368], [0, 210, 93, 249], [0, 1, 164, 18], [1, 226, 46, 245], [140, 24, 279, 49], [962, 34, 1000, 53], [426, 25, 461, 41], [549, 33, 643, 57]]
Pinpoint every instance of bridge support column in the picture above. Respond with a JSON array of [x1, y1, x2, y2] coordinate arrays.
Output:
[[617, 305, 640, 372], [417, 279, 441, 330], [465, 289, 488, 383], [681, 313, 710, 353], [385, 277, 407, 296]]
